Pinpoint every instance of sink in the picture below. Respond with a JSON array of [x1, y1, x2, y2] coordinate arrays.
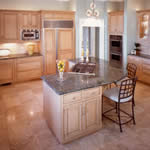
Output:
[[0, 49, 10, 56], [72, 62, 96, 73]]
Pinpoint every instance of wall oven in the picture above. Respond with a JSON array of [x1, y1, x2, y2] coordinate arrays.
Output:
[[110, 35, 123, 63]]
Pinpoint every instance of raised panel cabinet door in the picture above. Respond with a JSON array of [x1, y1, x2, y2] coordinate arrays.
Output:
[[0, 60, 14, 84], [31, 13, 40, 29], [0, 13, 4, 39], [63, 103, 83, 139], [3, 12, 19, 40], [19, 13, 30, 29], [44, 29, 56, 75], [117, 14, 124, 34], [109, 15, 117, 34], [58, 29, 73, 52], [84, 98, 100, 131]]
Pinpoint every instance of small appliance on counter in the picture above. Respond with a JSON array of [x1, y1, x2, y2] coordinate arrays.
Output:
[[21, 29, 40, 41], [27, 44, 35, 56]]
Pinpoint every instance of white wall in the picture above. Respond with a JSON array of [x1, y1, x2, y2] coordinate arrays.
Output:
[[124, 0, 146, 65], [0, 0, 70, 10], [144, 0, 150, 9]]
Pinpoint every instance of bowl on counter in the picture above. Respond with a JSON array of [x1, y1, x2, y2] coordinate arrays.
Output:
[[0, 49, 11, 56]]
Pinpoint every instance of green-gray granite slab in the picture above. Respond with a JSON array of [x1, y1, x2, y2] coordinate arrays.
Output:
[[42, 58, 127, 95]]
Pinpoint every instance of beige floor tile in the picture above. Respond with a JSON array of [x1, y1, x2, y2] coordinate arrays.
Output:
[[0, 80, 150, 150]]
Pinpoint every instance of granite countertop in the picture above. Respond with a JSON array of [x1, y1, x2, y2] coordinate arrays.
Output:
[[42, 58, 127, 95], [129, 53, 150, 59], [0, 53, 42, 60]]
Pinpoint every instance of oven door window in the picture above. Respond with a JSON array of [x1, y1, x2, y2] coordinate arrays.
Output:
[[112, 41, 120, 47]]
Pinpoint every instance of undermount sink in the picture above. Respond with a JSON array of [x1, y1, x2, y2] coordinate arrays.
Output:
[[72, 62, 96, 73], [0, 49, 11, 56]]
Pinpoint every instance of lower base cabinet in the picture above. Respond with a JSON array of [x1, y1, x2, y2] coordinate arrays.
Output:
[[43, 82, 102, 144], [0, 59, 15, 84], [128, 55, 150, 84], [0, 56, 43, 85]]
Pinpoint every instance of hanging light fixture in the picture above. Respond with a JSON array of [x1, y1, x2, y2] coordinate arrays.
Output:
[[86, 0, 100, 18]]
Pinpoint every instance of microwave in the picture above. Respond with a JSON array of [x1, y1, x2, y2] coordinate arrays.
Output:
[[21, 29, 40, 41]]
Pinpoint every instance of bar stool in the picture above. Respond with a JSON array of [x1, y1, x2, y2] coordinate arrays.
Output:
[[102, 78, 137, 132], [115, 63, 137, 86], [115, 63, 137, 105]]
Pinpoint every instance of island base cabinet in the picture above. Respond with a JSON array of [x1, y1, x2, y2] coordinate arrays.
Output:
[[84, 98, 101, 131], [63, 103, 82, 140], [43, 82, 102, 144]]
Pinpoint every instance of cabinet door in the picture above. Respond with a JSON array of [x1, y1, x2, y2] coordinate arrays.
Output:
[[44, 29, 56, 75], [117, 14, 124, 34], [0, 13, 4, 39], [3, 12, 19, 41], [19, 13, 30, 29], [58, 29, 74, 60], [0, 60, 14, 84], [63, 103, 82, 139], [30, 13, 40, 29], [84, 98, 100, 131], [109, 15, 117, 34]]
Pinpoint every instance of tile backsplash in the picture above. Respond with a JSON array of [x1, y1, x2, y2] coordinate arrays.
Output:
[[0, 42, 40, 54]]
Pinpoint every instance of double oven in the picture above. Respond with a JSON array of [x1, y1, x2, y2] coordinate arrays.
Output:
[[109, 35, 123, 63]]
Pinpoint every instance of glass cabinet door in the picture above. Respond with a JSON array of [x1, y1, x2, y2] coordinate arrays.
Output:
[[139, 14, 149, 39]]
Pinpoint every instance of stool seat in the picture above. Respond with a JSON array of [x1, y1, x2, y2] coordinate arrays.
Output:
[[103, 87, 133, 103]]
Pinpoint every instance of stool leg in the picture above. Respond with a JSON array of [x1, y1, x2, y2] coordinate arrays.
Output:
[[133, 97, 135, 106], [102, 96, 104, 120], [118, 103, 123, 132], [115, 102, 118, 113], [132, 99, 136, 125]]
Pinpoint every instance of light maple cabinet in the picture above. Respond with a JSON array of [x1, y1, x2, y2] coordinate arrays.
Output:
[[63, 102, 82, 139], [0, 56, 43, 85], [41, 11, 75, 75], [0, 59, 15, 84], [43, 82, 102, 144], [0, 11, 19, 42], [19, 11, 40, 29], [128, 55, 150, 84], [44, 29, 56, 75], [57, 29, 74, 60], [109, 11, 124, 35], [16, 56, 43, 82]]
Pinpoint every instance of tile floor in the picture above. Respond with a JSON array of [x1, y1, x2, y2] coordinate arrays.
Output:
[[0, 80, 150, 150]]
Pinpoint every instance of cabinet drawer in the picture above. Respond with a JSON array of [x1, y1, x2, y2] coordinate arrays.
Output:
[[16, 70, 41, 81], [82, 87, 100, 99], [142, 59, 150, 65], [17, 61, 41, 72], [17, 56, 42, 64], [63, 91, 82, 104], [142, 64, 150, 75]]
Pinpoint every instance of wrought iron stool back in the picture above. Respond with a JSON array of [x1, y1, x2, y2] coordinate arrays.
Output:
[[119, 78, 136, 103], [127, 63, 137, 78]]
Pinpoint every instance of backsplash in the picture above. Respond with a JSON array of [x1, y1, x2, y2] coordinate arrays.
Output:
[[0, 42, 40, 55]]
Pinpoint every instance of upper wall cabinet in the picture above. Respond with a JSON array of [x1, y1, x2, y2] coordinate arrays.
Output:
[[109, 11, 124, 35], [137, 11, 150, 40], [0, 11, 19, 42], [136, 10, 150, 55], [19, 11, 41, 29]]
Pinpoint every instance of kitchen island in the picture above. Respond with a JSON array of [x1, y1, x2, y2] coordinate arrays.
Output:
[[42, 58, 127, 144]]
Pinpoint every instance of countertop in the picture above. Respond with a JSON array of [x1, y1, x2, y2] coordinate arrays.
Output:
[[42, 58, 127, 95], [0, 53, 42, 60], [129, 53, 150, 59]]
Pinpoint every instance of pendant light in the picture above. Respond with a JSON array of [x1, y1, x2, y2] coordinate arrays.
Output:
[[86, 0, 100, 18]]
